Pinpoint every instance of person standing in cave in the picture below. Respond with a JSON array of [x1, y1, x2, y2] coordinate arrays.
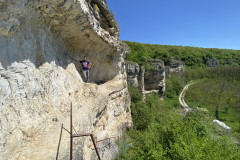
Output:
[[80, 56, 92, 82]]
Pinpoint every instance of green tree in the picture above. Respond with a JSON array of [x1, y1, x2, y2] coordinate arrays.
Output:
[[186, 79, 238, 120]]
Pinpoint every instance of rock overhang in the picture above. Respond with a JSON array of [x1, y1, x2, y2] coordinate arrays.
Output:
[[35, 0, 127, 82], [0, 1, 132, 159], [0, 0, 128, 83]]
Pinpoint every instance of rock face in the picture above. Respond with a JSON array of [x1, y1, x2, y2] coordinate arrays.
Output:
[[0, 0, 128, 83], [125, 58, 186, 97], [126, 60, 165, 97], [125, 61, 144, 92], [166, 57, 185, 74], [206, 59, 219, 67], [0, 0, 131, 160], [144, 60, 165, 96]]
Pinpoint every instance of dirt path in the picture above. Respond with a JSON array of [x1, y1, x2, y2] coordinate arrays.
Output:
[[179, 83, 239, 145], [179, 83, 195, 112]]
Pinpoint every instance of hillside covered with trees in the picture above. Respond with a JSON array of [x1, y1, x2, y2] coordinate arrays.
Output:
[[125, 41, 240, 68], [117, 42, 240, 159]]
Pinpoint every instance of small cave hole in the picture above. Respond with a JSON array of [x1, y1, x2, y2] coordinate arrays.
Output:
[[52, 118, 58, 122]]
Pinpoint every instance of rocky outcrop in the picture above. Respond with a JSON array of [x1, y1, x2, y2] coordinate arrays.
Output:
[[144, 60, 165, 96], [125, 61, 144, 92], [206, 59, 219, 67], [125, 58, 186, 97], [126, 60, 165, 97], [0, 0, 131, 160], [0, 0, 128, 83], [166, 57, 185, 74]]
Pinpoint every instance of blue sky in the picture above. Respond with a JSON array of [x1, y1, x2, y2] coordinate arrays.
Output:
[[106, 0, 240, 50]]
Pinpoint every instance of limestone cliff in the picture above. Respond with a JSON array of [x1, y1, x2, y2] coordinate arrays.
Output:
[[125, 61, 144, 92], [0, 0, 131, 159], [125, 60, 165, 97], [144, 59, 165, 94], [166, 57, 185, 74]]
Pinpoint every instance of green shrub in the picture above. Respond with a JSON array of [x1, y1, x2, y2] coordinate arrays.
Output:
[[165, 74, 184, 98], [122, 84, 240, 159], [128, 86, 143, 102], [123, 109, 240, 160]]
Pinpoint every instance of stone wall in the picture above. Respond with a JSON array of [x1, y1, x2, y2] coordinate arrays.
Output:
[[0, 0, 131, 159]]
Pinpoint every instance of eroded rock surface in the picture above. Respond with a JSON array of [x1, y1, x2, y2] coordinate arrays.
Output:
[[166, 57, 185, 74], [0, 0, 128, 83], [206, 59, 219, 67], [144, 60, 165, 96], [0, 0, 131, 159], [126, 60, 165, 97], [125, 61, 144, 92]]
